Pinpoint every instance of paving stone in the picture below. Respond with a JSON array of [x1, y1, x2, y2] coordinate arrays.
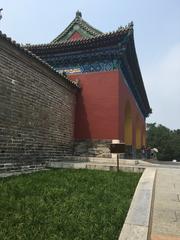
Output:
[[151, 168, 180, 238], [151, 234, 180, 240], [119, 224, 148, 240]]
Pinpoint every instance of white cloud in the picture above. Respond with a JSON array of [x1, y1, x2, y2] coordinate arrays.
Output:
[[144, 43, 180, 130]]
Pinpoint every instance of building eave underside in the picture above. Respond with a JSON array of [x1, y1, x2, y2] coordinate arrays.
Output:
[[126, 35, 151, 116]]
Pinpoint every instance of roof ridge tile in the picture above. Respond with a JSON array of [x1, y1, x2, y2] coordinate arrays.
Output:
[[26, 25, 132, 50], [0, 31, 79, 89]]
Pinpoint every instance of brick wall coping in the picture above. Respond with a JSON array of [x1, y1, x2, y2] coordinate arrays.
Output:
[[0, 31, 80, 90]]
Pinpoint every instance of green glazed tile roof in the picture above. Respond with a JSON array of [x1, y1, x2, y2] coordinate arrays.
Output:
[[51, 10, 103, 44], [26, 22, 134, 52]]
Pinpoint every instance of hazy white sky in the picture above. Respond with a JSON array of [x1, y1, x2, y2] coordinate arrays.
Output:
[[1, 0, 180, 130]]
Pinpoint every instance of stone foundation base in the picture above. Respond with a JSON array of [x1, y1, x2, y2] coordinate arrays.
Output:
[[73, 140, 111, 158], [73, 140, 141, 159]]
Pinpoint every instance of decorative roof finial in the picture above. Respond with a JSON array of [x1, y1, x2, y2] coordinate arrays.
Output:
[[76, 10, 82, 18], [128, 21, 134, 28], [0, 8, 3, 21]]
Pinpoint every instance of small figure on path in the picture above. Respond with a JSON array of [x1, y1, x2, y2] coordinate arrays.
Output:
[[141, 145, 146, 159], [151, 148, 158, 160]]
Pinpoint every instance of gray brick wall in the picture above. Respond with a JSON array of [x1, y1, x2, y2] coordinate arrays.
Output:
[[0, 38, 77, 164]]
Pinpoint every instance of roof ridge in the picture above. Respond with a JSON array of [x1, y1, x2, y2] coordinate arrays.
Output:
[[78, 18, 103, 36], [51, 18, 77, 44], [0, 31, 79, 89], [27, 24, 133, 49], [51, 11, 103, 44]]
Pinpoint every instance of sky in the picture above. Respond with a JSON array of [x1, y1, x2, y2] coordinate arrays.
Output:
[[0, 0, 180, 130]]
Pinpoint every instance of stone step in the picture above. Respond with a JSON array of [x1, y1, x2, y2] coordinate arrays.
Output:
[[86, 162, 145, 173], [0, 168, 49, 178], [54, 156, 140, 165], [89, 158, 139, 165], [47, 160, 145, 173], [0, 163, 46, 173]]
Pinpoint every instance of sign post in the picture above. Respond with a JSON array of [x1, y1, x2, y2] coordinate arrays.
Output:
[[110, 143, 125, 172]]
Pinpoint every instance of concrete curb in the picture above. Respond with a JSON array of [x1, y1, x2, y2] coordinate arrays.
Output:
[[118, 168, 156, 240]]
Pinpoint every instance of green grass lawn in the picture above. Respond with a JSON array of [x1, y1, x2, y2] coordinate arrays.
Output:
[[0, 169, 141, 240]]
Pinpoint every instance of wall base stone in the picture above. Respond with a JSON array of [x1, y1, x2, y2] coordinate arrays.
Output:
[[73, 140, 111, 158]]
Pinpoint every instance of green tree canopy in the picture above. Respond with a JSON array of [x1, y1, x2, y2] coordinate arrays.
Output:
[[147, 123, 180, 161]]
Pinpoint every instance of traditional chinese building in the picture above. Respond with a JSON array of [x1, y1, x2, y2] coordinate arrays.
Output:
[[27, 11, 151, 158]]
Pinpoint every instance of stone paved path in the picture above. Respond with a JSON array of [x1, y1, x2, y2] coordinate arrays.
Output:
[[151, 168, 180, 240]]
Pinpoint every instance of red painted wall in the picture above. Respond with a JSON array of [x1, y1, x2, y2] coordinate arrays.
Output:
[[69, 70, 146, 148], [70, 71, 120, 140]]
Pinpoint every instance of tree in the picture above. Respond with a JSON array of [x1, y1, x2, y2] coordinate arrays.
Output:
[[146, 123, 180, 161]]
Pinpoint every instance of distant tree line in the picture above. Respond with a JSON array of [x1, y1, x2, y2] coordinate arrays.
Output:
[[146, 123, 180, 161]]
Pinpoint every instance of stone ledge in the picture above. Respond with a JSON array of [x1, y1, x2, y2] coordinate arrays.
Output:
[[0, 168, 49, 178], [47, 161, 145, 173], [47, 161, 87, 169], [49, 156, 142, 166], [119, 168, 156, 240]]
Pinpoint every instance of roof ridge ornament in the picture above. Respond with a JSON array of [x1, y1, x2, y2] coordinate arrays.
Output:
[[118, 26, 123, 31], [0, 8, 3, 21], [76, 10, 82, 19], [117, 22, 133, 32], [128, 21, 134, 29]]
